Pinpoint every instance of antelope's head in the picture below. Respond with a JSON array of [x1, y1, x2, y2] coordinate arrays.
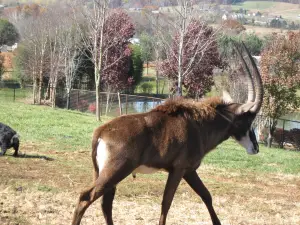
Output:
[[223, 43, 263, 155]]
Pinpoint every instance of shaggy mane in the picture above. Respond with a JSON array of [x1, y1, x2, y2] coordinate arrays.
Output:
[[151, 97, 227, 122]]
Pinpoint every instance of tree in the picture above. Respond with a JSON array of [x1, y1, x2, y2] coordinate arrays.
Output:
[[0, 54, 4, 81], [260, 32, 300, 147], [73, 0, 135, 121], [140, 32, 153, 75], [160, 19, 221, 97], [222, 19, 246, 35], [0, 19, 19, 46], [150, 0, 221, 97], [128, 44, 143, 92]]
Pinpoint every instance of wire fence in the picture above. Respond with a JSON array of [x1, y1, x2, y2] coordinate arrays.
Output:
[[1, 84, 300, 150]]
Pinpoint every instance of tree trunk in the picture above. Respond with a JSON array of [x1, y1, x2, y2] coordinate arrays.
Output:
[[147, 61, 149, 75], [156, 69, 159, 95], [267, 119, 277, 148], [105, 91, 110, 116], [95, 83, 101, 121], [267, 131, 273, 148], [66, 88, 71, 110]]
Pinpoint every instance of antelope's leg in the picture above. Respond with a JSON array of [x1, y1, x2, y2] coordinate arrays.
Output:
[[71, 161, 134, 225], [183, 171, 221, 225], [159, 169, 185, 225], [101, 187, 116, 225]]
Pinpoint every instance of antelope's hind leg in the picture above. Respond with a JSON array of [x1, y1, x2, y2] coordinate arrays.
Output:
[[102, 186, 116, 225], [71, 161, 134, 225], [184, 171, 221, 225]]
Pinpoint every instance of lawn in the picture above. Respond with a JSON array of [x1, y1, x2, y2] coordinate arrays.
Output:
[[0, 99, 300, 224]]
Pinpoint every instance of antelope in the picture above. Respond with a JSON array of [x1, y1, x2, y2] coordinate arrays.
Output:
[[72, 43, 263, 225]]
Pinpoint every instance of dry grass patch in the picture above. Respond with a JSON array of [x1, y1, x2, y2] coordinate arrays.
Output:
[[1, 143, 300, 225]]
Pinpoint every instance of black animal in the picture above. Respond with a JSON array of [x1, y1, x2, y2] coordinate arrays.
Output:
[[0, 122, 19, 156]]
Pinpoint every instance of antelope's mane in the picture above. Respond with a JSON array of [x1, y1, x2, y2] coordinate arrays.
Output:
[[151, 97, 228, 122]]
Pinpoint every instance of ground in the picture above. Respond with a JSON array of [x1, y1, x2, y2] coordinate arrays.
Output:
[[1, 143, 300, 225]]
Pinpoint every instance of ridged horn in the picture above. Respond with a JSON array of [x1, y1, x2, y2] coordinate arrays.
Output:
[[233, 42, 255, 103], [241, 42, 263, 113]]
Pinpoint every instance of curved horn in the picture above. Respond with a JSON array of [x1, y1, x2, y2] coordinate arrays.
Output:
[[242, 42, 263, 113], [233, 42, 255, 103]]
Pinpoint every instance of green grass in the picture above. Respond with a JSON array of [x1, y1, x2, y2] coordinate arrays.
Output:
[[230, 1, 275, 10], [1, 95, 299, 175], [0, 100, 110, 152], [204, 139, 300, 175], [0, 88, 32, 101], [135, 76, 170, 95]]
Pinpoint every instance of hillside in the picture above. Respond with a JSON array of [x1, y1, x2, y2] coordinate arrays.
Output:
[[229, 1, 300, 21]]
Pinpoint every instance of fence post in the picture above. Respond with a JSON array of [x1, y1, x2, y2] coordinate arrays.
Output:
[[118, 92, 122, 116], [13, 88, 16, 101], [77, 90, 80, 111], [125, 94, 128, 115], [281, 119, 286, 149], [100, 94, 102, 116]]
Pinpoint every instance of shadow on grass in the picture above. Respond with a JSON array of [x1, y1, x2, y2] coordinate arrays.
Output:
[[15, 153, 54, 161]]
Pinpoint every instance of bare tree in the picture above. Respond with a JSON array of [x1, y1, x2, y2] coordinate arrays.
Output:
[[148, 0, 221, 96], [72, 0, 110, 121], [72, 0, 134, 121], [20, 16, 49, 104]]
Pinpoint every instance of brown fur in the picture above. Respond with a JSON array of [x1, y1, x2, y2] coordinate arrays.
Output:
[[152, 96, 228, 122], [72, 45, 263, 225]]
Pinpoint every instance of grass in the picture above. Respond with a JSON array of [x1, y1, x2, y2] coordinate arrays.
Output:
[[1, 97, 299, 175], [230, 1, 275, 10], [227, 1, 300, 21], [0, 99, 112, 152], [135, 76, 170, 95], [1, 93, 300, 224]]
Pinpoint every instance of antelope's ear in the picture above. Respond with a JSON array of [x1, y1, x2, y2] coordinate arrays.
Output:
[[222, 90, 233, 104], [236, 102, 256, 115]]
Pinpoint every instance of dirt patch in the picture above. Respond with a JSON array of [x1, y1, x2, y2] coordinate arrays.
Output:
[[0, 144, 300, 225]]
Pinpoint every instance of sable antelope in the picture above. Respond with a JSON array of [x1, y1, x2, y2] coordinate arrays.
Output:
[[72, 43, 263, 225]]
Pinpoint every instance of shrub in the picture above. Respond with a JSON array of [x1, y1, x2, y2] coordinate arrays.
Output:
[[76, 100, 89, 112], [287, 128, 300, 150], [140, 82, 153, 94], [88, 102, 96, 113]]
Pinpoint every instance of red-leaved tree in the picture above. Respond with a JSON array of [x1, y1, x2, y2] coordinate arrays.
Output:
[[159, 19, 222, 97], [101, 9, 135, 92], [73, 0, 135, 120], [260, 32, 300, 147]]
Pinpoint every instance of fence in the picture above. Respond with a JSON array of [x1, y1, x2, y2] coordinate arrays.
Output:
[[1, 84, 300, 150], [255, 115, 300, 150], [0, 84, 164, 118]]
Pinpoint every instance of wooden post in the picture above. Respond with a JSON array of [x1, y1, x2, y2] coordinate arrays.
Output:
[[13, 88, 16, 101], [281, 120, 286, 149], [125, 94, 128, 115], [118, 92, 122, 116]]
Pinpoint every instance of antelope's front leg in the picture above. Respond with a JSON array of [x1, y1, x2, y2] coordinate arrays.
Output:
[[184, 171, 221, 225], [159, 169, 185, 225]]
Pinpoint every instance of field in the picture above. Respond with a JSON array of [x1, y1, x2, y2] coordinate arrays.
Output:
[[1, 98, 300, 225], [229, 1, 300, 21]]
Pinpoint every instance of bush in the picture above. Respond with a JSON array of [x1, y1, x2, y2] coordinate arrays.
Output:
[[140, 82, 153, 94], [76, 100, 89, 112], [287, 128, 300, 150], [88, 102, 96, 113]]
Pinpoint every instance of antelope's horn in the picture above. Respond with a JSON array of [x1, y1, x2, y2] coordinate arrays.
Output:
[[233, 42, 255, 103], [241, 42, 263, 113]]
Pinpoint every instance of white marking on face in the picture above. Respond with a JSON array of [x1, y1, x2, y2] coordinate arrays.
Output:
[[97, 138, 108, 173], [236, 131, 256, 155]]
